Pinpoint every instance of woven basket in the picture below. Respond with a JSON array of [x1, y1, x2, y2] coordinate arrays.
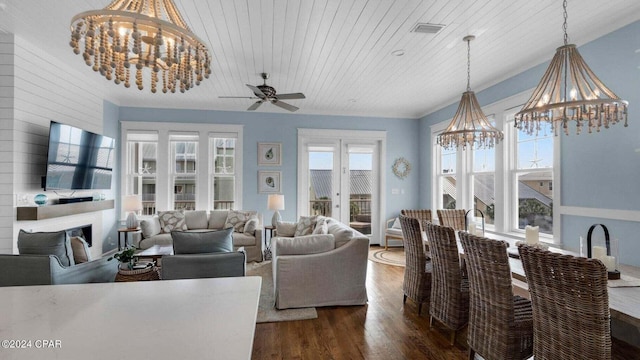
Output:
[[115, 265, 161, 282]]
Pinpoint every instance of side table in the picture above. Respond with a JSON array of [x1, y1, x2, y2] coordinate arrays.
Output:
[[117, 227, 141, 250], [115, 266, 161, 282], [264, 226, 276, 261]]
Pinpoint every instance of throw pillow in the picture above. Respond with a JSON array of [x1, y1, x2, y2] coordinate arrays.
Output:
[[312, 218, 329, 235], [224, 210, 253, 233], [208, 210, 229, 229], [391, 217, 402, 229], [274, 234, 335, 256], [243, 218, 258, 235], [171, 228, 234, 254], [18, 230, 75, 267], [70, 236, 92, 263], [294, 215, 318, 236], [140, 215, 161, 238], [185, 210, 208, 230], [158, 210, 188, 233], [276, 221, 297, 237]]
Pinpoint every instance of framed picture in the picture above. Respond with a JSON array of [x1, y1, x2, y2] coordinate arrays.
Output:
[[258, 171, 281, 194], [258, 142, 282, 166]]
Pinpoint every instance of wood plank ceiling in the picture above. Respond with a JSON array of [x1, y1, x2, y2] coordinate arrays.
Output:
[[1, 0, 639, 119]]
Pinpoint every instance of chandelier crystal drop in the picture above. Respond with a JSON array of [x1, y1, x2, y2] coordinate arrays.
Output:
[[437, 35, 503, 150], [514, 0, 628, 135], [69, 0, 212, 93]]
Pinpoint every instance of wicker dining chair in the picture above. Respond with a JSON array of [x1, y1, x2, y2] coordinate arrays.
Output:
[[425, 223, 469, 345], [437, 209, 467, 231], [459, 232, 533, 360], [399, 215, 432, 316], [400, 209, 433, 253], [518, 244, 611, 360]]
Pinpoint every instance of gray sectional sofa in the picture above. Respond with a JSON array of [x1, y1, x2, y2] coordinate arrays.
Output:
[[138, 210, 263, 263]]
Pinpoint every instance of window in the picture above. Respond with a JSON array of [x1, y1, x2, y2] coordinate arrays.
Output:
[[211, 137, 236, 209], [171, 136, 198, 211], [125, 133, 157, 215], [470, 115, 496, 225], [432, 91, 558, 242], [121, 122, 243, 215], [511, 116, 554, 235]]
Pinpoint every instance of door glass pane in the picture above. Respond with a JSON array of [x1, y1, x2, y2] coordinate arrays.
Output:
[[348, 151, 372, 235], [517, 171, 553, 234], [309, 151, 333, 217]]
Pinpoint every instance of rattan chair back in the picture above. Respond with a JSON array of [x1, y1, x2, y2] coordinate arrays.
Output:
[[437, 209, 466, 231], [518, 244, 611, 360], [400, 209, 433, 227], [425, 223, 469, 337], [460, 232, 533, 360], [399, 215, 432, 315]]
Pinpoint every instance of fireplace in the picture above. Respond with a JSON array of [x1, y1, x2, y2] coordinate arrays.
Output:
[[66, 225, 92, 247]]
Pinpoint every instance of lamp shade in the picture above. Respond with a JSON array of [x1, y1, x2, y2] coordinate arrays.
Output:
[[122, 195, 142, 212], [267, 194, 285, 211]]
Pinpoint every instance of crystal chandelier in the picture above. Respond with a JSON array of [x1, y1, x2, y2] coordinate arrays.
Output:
[[515, 0, 628, 135], [437, 35, 503, 150], [70, 0, 211, 93]]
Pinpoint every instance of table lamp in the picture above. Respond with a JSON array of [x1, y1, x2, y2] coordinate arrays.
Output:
[[123, 195, 143, 229], [267, 194, 285, 227]]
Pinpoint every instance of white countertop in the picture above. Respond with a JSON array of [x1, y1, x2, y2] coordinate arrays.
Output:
[[0, 276, 261, 360]]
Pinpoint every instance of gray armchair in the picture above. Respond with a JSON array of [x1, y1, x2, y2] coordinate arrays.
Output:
[[0, 254, 118, 286], [161, 251, 246, 280]]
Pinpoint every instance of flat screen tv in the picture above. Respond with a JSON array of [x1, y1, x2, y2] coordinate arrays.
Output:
[[44, 121, 115, 191]]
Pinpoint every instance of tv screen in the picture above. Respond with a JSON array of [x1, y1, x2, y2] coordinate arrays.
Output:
[[45, 121, 115, 190]]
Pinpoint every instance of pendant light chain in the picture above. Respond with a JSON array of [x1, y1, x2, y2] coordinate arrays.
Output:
[[466, 38, 471, 92], [562, 0, 569, 45]]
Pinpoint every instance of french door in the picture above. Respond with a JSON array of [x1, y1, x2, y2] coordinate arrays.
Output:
[[298, 129, 386, 244]]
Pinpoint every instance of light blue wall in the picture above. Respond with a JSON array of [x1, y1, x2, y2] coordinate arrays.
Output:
[[114, 107, 421, 233], [419, 20, 640, 266]]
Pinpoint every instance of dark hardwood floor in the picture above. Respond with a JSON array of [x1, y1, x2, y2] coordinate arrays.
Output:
[[252, 246, 640, 360]]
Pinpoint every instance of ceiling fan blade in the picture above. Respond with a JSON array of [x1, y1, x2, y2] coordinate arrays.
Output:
[[246, 84, 266, 98], [275, 92, 306, 100], [218, 96, 258, 99], [247, 101, 263, 111], [271, 100, 299, 112]]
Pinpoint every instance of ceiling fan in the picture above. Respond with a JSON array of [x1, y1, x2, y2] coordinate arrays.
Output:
[[219, 73, 305, 112]]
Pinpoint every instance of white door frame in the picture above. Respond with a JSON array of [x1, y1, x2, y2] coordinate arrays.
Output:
[[298, 128, 386, 244]]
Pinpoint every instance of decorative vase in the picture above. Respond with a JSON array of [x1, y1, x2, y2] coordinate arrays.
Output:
[[34, 194, 48, 206], [119, 261, 133, 271]]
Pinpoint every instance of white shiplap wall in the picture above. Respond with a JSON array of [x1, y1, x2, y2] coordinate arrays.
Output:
[[0, 34, 15, 254], [5, 34, 116, 258]]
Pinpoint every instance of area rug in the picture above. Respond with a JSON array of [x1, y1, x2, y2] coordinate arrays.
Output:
[[246, 261, 317, 323], [368, 247, 406, 267]]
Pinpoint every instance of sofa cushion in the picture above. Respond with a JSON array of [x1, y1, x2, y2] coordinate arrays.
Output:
[[70, 236, 92, 263], [276, 221, 297, 237], [139, 233, 173, 249], [275, 234, 335, 256], [244, 218, 258, 235], [18, 230, 75, 267], [158, 210, 188, 233], [328, 223, 355, 248], [225, 210, 253, 232], [386, 228, 403, 237], [294, 215, 318, 236], [232, 232, 257, 247], [171, 228, 234, 254], [141, 216, 161, 238], [185, 210, 208, 230], [208, 210, 229, 229], [312, 218, 329, 235]]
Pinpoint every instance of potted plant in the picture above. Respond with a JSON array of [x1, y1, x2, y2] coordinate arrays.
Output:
[[108, 246, 137, 270]]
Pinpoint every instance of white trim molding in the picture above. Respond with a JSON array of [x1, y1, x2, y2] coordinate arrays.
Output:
[[560, 206, 640, 223]]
